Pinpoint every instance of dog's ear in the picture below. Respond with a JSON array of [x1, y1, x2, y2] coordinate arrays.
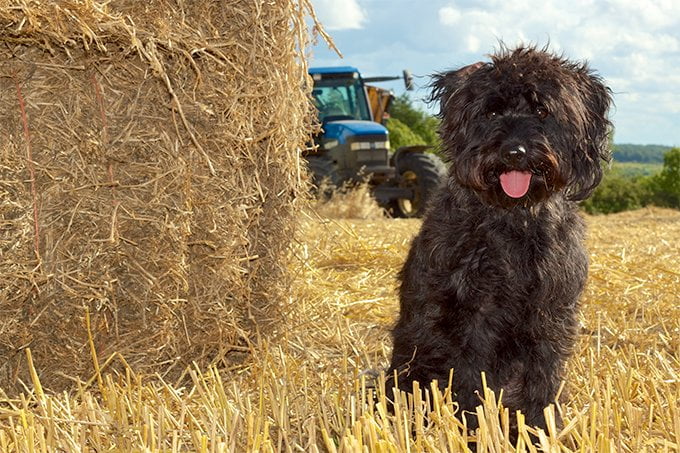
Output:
[[568, 70, 613, 201], [429, 62, 485, 117]]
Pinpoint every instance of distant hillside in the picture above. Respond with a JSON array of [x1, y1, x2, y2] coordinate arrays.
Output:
[[612, 144, 673, 163]]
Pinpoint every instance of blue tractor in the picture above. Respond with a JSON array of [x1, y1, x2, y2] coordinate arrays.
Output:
[[307, 66, 446, 217]]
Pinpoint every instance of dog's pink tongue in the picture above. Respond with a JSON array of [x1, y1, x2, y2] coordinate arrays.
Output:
[[499, 171, 532, 198]]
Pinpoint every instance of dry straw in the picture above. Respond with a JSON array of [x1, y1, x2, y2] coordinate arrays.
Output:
[[311, 180, 387, 220], [0, 208, 677, 451], [0, 0, 317, 391]]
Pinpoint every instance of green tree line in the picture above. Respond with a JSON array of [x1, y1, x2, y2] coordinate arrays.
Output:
[[582, 148, 680, 214], [612, 144, 672, 163], [387, 94, 680, 214]]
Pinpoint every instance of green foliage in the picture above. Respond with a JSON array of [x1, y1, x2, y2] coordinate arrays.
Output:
[[581, 169, 649, 214], [387, 94, 440, 150], [583, 147, 680, 214], [386, 117, 425, 150], [643, 147, 680, 208], [612, 144, 672, 163]]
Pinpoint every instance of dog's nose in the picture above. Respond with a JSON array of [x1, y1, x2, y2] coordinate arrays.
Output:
[[503, 145, 527, 166]]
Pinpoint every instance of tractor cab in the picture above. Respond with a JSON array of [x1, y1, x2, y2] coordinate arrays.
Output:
[[311, 67, 373, 123]]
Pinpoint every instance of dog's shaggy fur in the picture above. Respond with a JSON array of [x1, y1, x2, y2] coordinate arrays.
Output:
[[387, 46, 612, 433]]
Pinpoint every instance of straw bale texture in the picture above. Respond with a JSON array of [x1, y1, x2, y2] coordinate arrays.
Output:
[[0, 0, 314, 391]]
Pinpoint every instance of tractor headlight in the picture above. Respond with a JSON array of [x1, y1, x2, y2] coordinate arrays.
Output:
[[323, 139, 339, 150], [350, 140, 390, 151]]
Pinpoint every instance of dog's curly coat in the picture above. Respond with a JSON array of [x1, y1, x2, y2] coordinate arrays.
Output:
[[387, 46, 612, 432]]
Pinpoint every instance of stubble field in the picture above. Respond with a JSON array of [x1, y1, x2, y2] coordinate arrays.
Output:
[[1, 202, 678, 452]]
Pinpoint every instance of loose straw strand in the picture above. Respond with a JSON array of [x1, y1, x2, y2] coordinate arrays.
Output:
[[14, 75, 41, 265]]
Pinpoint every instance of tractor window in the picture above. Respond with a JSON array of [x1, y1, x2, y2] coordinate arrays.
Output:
[[312, 78, 372, 123]]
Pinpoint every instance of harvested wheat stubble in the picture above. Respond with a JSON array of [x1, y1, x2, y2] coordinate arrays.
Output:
[[0, 208, 676, 452], [0, 0, 316, 392]]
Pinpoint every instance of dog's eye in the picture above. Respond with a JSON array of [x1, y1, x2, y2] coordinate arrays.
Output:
[[535, 106, 549, 119], [486, 110, 501, 119]]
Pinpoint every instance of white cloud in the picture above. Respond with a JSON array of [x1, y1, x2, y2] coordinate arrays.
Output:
[[465, 35, 481, 53], [607, 0, 677, 28], [439, 6, 461, 25], [314, 0, 367, 31], [436, 0, 680, 60]]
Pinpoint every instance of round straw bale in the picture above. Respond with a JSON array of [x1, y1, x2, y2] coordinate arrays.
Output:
[[0, 0, 314, 392]]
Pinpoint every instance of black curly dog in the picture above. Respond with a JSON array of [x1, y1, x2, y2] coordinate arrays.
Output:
[[387, 46, 612, 435]]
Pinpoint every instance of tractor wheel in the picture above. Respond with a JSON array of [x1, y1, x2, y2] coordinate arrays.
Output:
[[305, 155, 340, 199], [392, 152, 446, 218]]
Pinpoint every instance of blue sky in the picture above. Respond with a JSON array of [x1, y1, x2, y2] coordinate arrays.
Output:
[[309, 0, 680, 146]]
